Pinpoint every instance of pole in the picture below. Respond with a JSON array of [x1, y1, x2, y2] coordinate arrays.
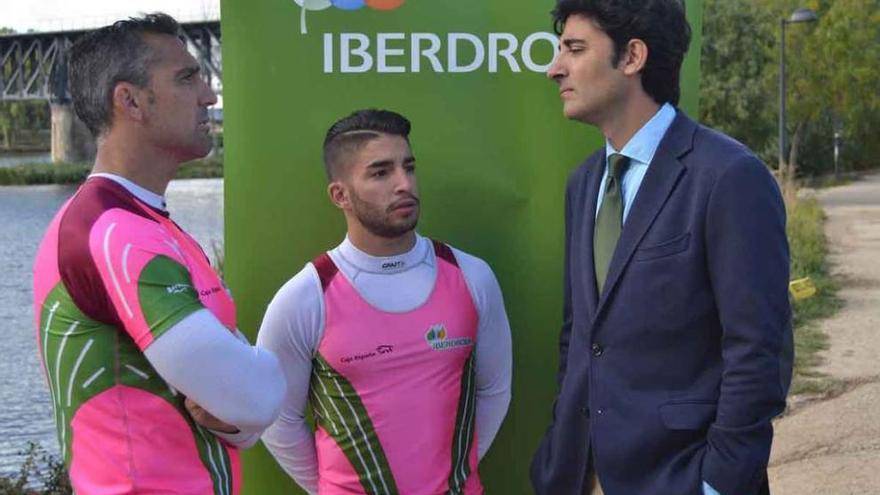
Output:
[[834, 130, 841, 179], [778, 18, 786, 176]]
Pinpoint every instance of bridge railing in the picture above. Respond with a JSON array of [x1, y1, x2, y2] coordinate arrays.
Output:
[[0, 21, 222, 103]]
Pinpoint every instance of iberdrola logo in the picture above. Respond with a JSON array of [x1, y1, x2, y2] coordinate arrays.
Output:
[[294, 0, 406, 34], [425, 324, 473, 351]]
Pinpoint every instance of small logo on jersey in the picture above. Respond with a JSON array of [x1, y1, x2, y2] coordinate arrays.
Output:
[[199, 286, 223, 297], [166, 284, 193, 295], [425, 324, 472, 351], [341, 344, 394, 363], [381, 261, 405, 270]]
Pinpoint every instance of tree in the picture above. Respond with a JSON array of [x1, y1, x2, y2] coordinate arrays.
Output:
[[700, 0, 777, 166], [767, 0, 880, 188]]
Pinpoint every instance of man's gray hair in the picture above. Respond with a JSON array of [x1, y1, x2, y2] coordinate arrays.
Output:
[[68, 13, 182, 137]]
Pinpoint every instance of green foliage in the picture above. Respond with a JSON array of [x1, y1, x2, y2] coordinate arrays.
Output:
[[0, 442, 71, 495], [786, 197, 843, 396], [700, 0, 776, 161], [0, 162, 90, 185], [788, 197, 826, 279], [0, 102, 50, 149], [0, 158, 223, 185], [177, 156, 224, 179], [701, 0, 880, 177]]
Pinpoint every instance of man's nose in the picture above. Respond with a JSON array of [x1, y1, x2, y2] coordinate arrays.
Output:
[[201, 79, 219, 106], [394, 168, 415, 193], [547, 55, 565, 81]]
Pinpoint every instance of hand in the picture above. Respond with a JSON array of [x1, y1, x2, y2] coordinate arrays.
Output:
[[185, 397, 239, 433]]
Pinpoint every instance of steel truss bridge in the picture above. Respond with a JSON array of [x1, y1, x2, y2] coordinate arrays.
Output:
[[0, 21, 222, 103]]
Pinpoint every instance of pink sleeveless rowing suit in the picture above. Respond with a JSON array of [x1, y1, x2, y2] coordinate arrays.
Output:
[[32, 177, 240, 494], [311, 241, 482, 495]]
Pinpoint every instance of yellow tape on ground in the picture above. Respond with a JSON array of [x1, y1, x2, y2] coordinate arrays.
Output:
[[789, 277, 817, 301]]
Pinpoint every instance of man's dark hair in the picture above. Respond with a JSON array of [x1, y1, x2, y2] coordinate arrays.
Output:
[[68, 13, 182, 137], [322, 109, 411, 180], [552, 0, 691, 106]]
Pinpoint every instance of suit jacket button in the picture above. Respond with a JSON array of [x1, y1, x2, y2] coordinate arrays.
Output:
[[580, 406, 590, 417], [591, 343, 603, 357]]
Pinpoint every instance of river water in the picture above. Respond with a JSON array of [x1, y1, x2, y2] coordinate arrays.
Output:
[[0, 177, 223, 477]]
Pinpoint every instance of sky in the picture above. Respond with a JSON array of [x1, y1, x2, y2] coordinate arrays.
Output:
[[0, 0, 220, 33]]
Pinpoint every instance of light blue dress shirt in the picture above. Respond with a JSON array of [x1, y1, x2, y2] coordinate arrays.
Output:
[[595, 102, 676, 221], [593, 103, 723, 495]]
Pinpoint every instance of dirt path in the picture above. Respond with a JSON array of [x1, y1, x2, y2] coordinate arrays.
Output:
[[768, 173, 880, 494]]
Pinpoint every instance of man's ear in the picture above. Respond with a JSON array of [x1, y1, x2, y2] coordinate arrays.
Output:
[[327, 180, 350, 210], [112, 82, 147, 123], [620, 38, 648, 76]]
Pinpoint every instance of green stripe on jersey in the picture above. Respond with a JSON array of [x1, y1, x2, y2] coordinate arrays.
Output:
[[39, 281, 233, 494], [137, 255, 205, 342], [447, 353, 477, 495], [310, 354, 399, 495]]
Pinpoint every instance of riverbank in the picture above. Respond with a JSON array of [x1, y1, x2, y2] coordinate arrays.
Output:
[[0, 157, 223, 185]]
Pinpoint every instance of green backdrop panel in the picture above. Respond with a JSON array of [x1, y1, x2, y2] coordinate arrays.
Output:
[[221, 0, 702, 493]]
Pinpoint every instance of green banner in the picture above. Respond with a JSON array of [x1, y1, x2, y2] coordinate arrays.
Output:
[[222, 0, 702, 492]]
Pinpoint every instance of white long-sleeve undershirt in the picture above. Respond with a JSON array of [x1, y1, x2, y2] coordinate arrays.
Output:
[[95, 173, 286, 449], [257, 234, 513, 494], [144, 310, 287, 448]]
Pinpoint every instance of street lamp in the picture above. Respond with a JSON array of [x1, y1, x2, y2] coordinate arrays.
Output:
[[779, 7, 818, 174]]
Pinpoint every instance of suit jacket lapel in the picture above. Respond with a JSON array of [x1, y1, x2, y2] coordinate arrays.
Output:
[[580, 151, 605, 316], [595, 112, 696, 316]]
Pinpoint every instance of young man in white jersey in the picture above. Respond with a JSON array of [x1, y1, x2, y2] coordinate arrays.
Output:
[[256, 109, 513, 495]]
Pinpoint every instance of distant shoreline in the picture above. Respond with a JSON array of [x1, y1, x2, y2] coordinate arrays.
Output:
[[0, 146, 50, 153], [0, 157, 223, 185]]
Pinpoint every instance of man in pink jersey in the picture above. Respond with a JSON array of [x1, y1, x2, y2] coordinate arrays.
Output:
[[254, 109, 513, 494], [32, 13, 285, 494]]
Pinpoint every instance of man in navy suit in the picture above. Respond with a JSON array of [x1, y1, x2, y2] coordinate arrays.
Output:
[[530, 1, 793, 494]]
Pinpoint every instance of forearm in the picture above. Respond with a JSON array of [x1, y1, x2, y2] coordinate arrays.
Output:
[[475, 386, 511, 459], [457, 251, 513, 459], [144, 309, 287, 430], [255, 265, 325, 492], [261, 414, 319, 495]]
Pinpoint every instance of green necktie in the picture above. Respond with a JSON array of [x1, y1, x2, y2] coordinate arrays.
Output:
[[594, 153, 630, 293]]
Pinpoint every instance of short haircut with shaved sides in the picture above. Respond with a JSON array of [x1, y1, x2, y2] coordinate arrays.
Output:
[[322, 109, 411, 180], [68, 13, 183, 137]]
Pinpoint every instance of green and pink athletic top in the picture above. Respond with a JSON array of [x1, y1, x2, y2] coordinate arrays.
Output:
[[33, 176, 240, 494], [257, 235, 513, 495], [311, 244, 481, 494]]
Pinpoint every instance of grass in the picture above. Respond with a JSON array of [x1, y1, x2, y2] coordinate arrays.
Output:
[[0, 162, 91, 185], [786, 196, 844, 396], [0, 442, 70, 494], [0, 157, 223, 186]]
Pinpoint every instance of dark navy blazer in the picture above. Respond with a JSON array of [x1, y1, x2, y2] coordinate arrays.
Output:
[[530, 111, 793, 495]]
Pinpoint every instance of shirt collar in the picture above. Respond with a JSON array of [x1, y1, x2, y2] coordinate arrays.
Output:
[[89, 172, 167, 212], [336, 233, 429, 274], [605, 102, 677, 166]]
